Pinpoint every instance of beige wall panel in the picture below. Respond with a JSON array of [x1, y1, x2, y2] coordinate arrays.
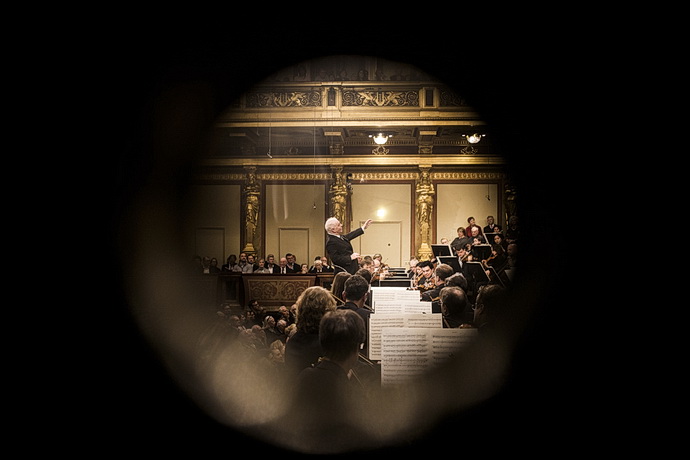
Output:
[[279, 228, 310, 267], [351, 183, 412, 267], [436, 183, 498, 243], [195, 227, 225, 263], [265, 184, 327, 265], [184, 184, 241, 262]]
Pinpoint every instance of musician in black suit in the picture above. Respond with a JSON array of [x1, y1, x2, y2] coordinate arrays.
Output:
[[324, 217, 373, 275]]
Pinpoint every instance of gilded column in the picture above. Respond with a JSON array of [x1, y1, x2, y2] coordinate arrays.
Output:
[[242, 166, 260, 254], [329, 166, 348, 225], [416, 166, 435, 261]]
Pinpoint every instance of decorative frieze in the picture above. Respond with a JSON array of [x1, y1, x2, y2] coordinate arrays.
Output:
[[341, 89, 419, 107], [245, 89, 322, 108]]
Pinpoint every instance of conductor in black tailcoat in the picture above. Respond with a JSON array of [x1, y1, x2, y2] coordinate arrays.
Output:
[[325, 217, 373, 275]]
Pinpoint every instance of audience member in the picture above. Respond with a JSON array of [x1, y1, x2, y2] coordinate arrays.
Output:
[[265, 254, 280, 273], [237, 252, 249, 271], [354, 267, 372, 284], [285, 253, 299, 273], [483, 215, 500, 234], [278, 305, 295, 326], [289, 309, 369, 451], [337, 274, 373, 357], [250, 324, 269, 353], [278, 257, 289, 274], [284, 286, 337, 374], [201, 256, 211, 274], [450, 227, 471, 253], [209, 257, 221, 274], [309, 258, 326, 273], [246, 299, 265, 326], [190, 255, 203, 274], [300, 263, 309, 274], [504, 215, 520, 244], [221, 254, 241, 272], [263, 315, 283, 344], [320, 256, 334, 272], [465, 216, 483, 237], [330, 271, 351, 304], [253, 257, 271, 273], [274, 319, 289, 343], [259, 339, 286, 378], [242, 254, 257, 273]]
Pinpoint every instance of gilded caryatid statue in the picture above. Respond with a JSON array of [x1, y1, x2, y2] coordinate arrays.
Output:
[[242, 167, 260, 254], [329, 166, 348, 225], [416, 167, 435, 261]]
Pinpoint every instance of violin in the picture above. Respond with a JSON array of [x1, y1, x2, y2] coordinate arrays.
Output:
[[481, 252, 497, 269]]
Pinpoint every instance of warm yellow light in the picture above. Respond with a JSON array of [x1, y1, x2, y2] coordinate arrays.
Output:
[[466, 133, 484, 144], [376, 208, 386, 218], [370, 133, 390, 145]]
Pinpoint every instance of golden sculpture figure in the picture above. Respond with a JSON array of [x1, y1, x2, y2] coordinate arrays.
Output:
[[329, 167, 348, 225], [416, 167, 435, 261], [242, 167, 260, 254]]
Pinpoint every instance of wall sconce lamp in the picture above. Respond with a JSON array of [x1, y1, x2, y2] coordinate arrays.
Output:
[[369, 133, 391, 145], [463, 133, 485, 144]]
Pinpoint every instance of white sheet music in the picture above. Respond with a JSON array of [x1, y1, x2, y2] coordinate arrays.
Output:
[[370, 287, 420, 309], [380, 327, 478, 386], [373, 300, 432, 315], [368, 313, 442, 360]]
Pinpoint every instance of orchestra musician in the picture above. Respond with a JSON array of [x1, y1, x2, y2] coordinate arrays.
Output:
[[414, 260, 435, 293]]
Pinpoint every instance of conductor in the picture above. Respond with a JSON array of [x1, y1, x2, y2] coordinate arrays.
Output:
[[325, 217, 373, 275]]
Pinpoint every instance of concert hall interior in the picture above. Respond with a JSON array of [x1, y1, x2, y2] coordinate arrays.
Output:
[[102, 35, 577, 456]]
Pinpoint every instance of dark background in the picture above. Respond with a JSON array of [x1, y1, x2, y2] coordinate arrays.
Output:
[[91, 30, 591, 455]]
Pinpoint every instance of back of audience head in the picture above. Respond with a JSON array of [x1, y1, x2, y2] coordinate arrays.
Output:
[[343, 274, 369, 303], [354, 267, 372, 284], [295, 286, 337, 334], [330, 272, 351, 302], [319, 309, 365, 365]]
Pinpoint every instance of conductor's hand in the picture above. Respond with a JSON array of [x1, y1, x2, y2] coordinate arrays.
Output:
[[362, 219, 373, 230], [350, 252, 361, 260]]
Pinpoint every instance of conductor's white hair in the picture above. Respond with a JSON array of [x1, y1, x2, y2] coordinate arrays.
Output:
[[324, 217, 339, 232]]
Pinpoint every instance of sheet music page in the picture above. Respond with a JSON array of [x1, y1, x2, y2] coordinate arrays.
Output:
[[429, 328, 478, 367], [380, 326, 479, 385], [372, 301, 407, 314], [405, 312, 442, 328], [370, 287, 407, 303], [369, 313, 442, 360], [371, 287, 420, 310], [368, 314, 405, 360], [380, 327, 430, 386], [403, 301, 433, 314]]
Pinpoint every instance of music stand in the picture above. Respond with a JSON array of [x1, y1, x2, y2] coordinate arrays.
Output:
[[465, 261, 491, 283], [471, 244, 492, 261], [484, 232, 500, 244], [486, 265, 510, 287], [431, 244, 454, 258], [438, 255, 461, 274]]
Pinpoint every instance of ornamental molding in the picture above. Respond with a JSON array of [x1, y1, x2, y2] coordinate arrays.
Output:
[[194, 169, 506, 182]]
